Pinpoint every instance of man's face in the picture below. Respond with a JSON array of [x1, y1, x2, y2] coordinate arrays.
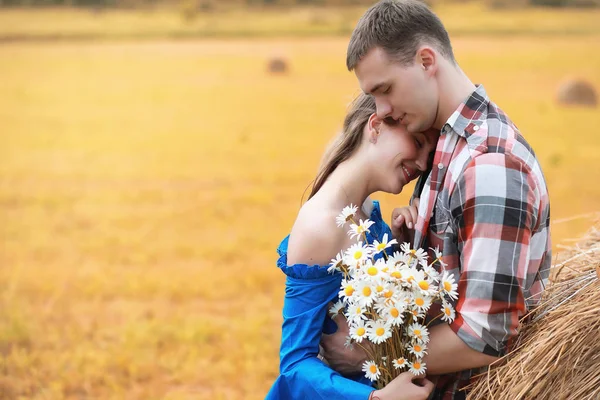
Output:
[[355, 47, 439, 134]]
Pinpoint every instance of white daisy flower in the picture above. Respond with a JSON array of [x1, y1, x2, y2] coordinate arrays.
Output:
[[408, 343, 427, 358], [367, 319, 393, 345], [328, 300, 345, 318], [336, 204, 358, 227], [411, 292, 433, 313], [372, 233, 398, 254], [327, 251, 345, 274], [441, 301, 456, 323], [402, 266, 418, 287], [364, 259, 386, 279], [440, 271, 458, 300], [345, 242, 371, 264], [356, 281, 377, 307], [430, 246, 447, 268], [400, 243, 428, 265], [423, 264, 441, 281], [349, 319, 368, 343], [392, 357, 409, 370], [409, 360, 426, 376], [388, 251, 409, 268], [408, 323, 430, 344], [339, 279, 356, 301], [413, 270, 438, 296], [409, 308, 425, 319], [362, 360, 381, 382], [345, 303, 368, 323], [384, 302, 405, 327], [348, 219, 376, 240]]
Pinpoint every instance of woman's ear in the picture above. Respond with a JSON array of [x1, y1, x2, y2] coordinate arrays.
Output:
[[367, 113, 381, 144]]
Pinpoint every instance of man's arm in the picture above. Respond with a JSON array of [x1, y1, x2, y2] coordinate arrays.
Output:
[[422, 324, 499, 375]]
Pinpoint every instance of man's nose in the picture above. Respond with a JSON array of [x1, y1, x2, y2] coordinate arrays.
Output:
[[375, 100, 392, 119]]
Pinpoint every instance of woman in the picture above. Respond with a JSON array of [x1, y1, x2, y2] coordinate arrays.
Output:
[[266, 93, 437, 400]]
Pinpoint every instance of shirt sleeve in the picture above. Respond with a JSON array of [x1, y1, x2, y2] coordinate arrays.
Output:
[[448, 152, 540, 357], [266, 273, 373, 400]]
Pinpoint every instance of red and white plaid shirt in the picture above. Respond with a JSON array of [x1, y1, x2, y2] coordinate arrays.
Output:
[[412, 85, 551, 399]]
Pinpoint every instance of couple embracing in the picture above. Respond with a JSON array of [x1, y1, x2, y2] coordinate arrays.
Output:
[[267, 1, 551, 399]]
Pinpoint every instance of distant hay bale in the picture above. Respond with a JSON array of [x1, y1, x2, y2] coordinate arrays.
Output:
[[267, 58, 288, 75], [556, 79, 597, 107], [467, 222, 600, 400]]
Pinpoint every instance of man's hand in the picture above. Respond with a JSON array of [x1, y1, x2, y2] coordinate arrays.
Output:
[[372, 372, 435, 400], [391, 198, 420, 244], [320, 310, 368, 376]]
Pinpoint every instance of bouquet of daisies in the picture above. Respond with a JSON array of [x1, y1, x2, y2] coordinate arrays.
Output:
[[328, 204, 458, 388]]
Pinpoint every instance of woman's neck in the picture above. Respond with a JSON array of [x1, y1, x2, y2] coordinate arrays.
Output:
[[319, 156, 374, 217]]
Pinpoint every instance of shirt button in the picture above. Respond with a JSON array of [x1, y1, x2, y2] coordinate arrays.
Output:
[[437, 163, 444, 169], [473, 125, 480, 131]]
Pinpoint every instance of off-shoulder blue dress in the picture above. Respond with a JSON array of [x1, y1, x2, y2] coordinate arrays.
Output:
[[266, 201, 393, 400]]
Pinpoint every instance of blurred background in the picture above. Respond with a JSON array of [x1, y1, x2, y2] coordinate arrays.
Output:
[[0, 0, 599, 399]]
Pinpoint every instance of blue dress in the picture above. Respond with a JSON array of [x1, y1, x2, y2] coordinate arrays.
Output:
[[266, 201, 393, 400]]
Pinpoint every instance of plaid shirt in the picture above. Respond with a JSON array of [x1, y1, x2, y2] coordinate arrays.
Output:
[[412, 85, 551, 399]]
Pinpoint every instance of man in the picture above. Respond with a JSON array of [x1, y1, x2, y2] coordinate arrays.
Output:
[[321, 1, 552, 398]]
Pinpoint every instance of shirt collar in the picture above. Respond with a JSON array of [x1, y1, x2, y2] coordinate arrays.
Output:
[[442, 84, 489, 140]]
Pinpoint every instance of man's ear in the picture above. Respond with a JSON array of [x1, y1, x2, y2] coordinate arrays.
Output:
[[367, 113, 381, 143], [416, 46, 437, 75]]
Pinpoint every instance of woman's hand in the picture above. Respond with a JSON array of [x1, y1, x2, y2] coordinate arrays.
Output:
[[391, 198, 420, 244], [371, 372, 434, 400]]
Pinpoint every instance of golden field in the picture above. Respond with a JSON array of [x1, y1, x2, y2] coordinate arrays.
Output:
[[1, 5, 600, 400]]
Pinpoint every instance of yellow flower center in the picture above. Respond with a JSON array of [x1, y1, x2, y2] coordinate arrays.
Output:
[[414, 329, 421, 337], [444, 281, 452, 291], [384, 290, 394, 299], [356, 327, 365, 336], [412, 310, 419, 316], [445, 307, 452, 316], [382, 267, 389, 272], [413, 362, 421, 369], [369, 365, 377, 374], [377, 243, 386, 251], [345, 286, 354, 296], [367, 266, 378, 276], [407, 275, 414, 283], [376, 327, 385, 336], [390, 308, 399, 318], [376, 285, 384, 293], [355, 307, 362, 315], [418, 280, 429, 291], [357, 226, 365, 233], [397, 358, 405, 364], [391, 271, 402, 279], [414, 345, 422, 352], [415, 297, 425, 307], [362, 287, 372, 297], [354, 251, 363, 260]]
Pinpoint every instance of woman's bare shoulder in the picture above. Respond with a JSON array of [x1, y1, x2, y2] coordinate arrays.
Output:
[[286, 201, 346, 266]]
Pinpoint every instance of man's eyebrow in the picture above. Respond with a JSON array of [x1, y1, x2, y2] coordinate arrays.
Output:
[[365, 82, 385, 95]]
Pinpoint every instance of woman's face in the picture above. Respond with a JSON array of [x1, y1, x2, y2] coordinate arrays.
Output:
[[369, 115, 439, 195]]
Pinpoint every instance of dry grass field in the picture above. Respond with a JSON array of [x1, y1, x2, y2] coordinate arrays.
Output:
[[1, 5, 600, 400]]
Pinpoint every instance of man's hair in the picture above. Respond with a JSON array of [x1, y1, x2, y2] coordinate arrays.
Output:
[[346, 0, 455, 71]]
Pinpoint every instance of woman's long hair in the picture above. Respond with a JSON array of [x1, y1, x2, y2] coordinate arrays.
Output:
[[308, 93, 376, 199]]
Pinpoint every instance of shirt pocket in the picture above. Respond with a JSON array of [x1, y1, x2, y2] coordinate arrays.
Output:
[[429, 197, 453, 238]]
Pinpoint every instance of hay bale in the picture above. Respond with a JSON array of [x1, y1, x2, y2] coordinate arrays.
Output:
[[467, 223, 600, 400], [267, 58, 288, 75], [557, 79, 597, 107]]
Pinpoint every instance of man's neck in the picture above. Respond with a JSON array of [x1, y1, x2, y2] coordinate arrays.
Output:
[[433, 64, 477, 130]]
